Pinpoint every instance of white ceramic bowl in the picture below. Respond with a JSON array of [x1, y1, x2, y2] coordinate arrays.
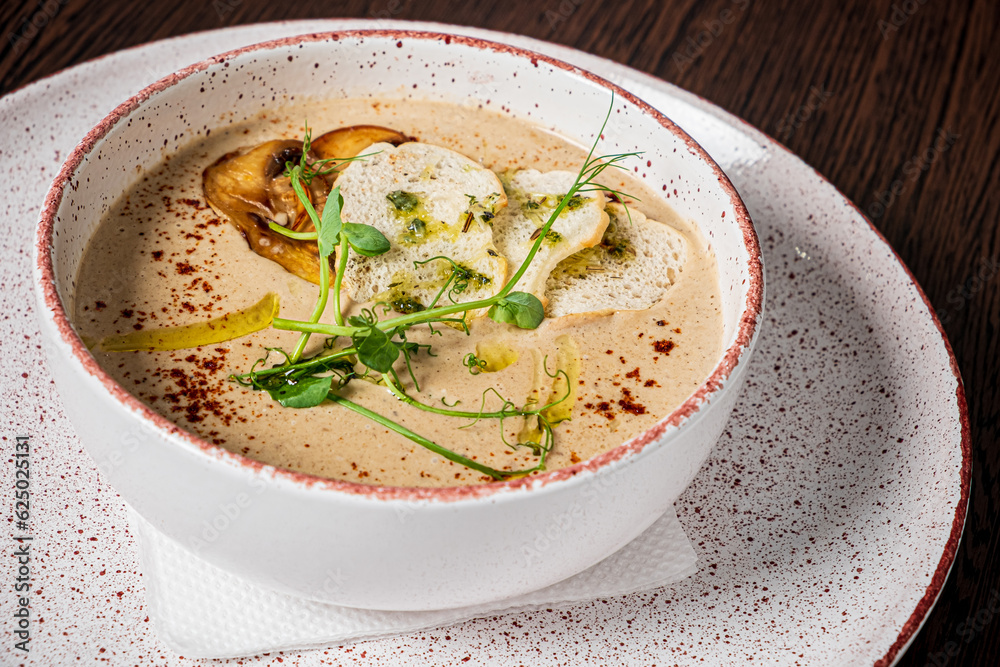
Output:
[[33, 30, 763, 611]]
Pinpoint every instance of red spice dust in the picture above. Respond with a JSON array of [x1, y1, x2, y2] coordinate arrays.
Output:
[[178, 198, 207, 210], [617, 388, 647, 415], [653, 339, 675, 355], [155, 350, 233, 426], [584, 401, 615, 420]]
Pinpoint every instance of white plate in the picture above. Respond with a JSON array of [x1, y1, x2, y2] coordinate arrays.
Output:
[[0, 19, 968, 667]]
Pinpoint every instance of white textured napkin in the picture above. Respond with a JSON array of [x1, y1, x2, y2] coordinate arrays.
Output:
[[131, 506, 697, 659]]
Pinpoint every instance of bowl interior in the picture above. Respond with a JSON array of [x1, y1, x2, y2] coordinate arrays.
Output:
[[44, 30, 758, 482]]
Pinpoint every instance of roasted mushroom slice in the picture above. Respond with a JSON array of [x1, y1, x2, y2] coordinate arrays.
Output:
[[203, 139, 329, 284], [203, 127, 410, 285], [310, 125, 412, 181]]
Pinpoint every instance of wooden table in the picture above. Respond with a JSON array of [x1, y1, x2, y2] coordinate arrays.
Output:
[[2, 1, 997, 664]]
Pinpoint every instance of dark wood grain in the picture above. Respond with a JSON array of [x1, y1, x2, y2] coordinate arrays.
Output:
[[3, 0, 997, 664]]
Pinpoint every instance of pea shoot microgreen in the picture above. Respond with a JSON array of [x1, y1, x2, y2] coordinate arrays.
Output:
[[232, 100, 637, 481]]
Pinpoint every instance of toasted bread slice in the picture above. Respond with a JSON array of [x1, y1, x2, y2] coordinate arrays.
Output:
[[492, 169, 608, 302], [544, 203, 689, 317], [334, 142, 508, 313]]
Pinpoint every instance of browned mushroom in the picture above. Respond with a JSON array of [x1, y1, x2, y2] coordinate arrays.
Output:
[[203, 126, 411, 285], [203, 139, 329, 284], [310, 125, 412, 181]]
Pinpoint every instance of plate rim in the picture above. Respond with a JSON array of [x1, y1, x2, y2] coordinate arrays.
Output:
[[547, 41, 972, 667], [2, 18, 970, 667]]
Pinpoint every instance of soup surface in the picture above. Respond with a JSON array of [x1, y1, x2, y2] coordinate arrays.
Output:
[[73, 98, 722, 487]]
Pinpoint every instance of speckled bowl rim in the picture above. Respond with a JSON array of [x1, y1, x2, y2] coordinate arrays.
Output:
[[35, 29, 763, 504]]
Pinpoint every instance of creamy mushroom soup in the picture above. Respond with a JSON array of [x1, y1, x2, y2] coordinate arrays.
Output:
[[73, 98, 722, 487]]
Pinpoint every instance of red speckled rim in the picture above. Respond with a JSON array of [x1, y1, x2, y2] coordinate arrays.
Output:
[[680, 78, 970, 664], [710, 101, 967, 667], [846, 198, 969, 667], [35, 29, 763, 504]]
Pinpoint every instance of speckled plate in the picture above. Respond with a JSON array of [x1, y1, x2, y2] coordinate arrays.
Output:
[[0, 19, 968, 667]]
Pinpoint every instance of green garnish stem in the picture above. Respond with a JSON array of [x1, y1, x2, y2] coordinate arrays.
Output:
[[269, 189, 568, 338], [383, 374, 528, 421], [329, 393, 508, 480], [274, 297, 495, 335], [332, 235, 349, 327], [497, 99, 616, 298], [236, 346, 357, 382], [272, 318, 355, 336], [498, 194, 575, 298], [274, 100, 627, 341], [290, 173, 322, 230], [289, 172, 330, 362], [240, 98, 629, 481], [267, 221, 318, 241]]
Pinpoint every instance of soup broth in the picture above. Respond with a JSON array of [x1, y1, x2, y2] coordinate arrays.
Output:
[[73, 98, 722, 487]]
